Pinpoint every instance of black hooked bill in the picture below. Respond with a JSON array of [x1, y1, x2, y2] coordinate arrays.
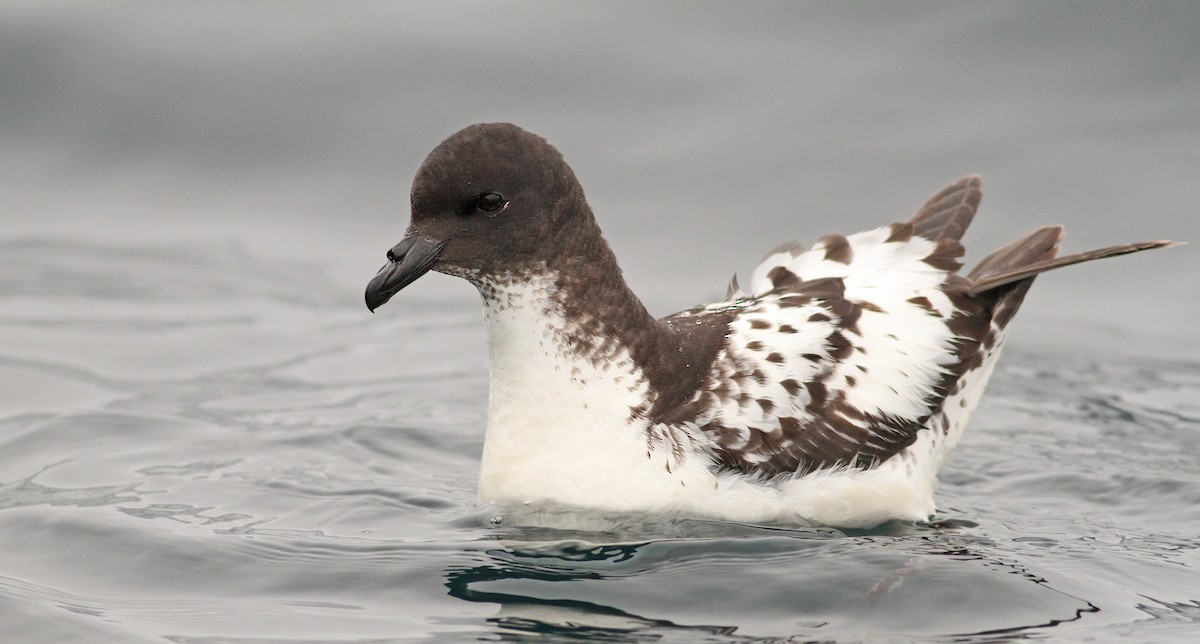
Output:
[[364, 235, 444, 311]]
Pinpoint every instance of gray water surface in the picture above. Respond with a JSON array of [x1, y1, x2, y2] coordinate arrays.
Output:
[[2, 240, 1198, 642], [2, 2, 1198, 642]]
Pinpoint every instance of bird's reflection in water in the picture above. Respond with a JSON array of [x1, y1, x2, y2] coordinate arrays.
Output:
[[445, 538, 739, 639], [443, 506, 829, 637], [443, 507, 1099, 641]]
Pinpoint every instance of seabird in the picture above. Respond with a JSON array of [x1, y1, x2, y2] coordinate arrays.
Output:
[[364, 123, 1173, 528]]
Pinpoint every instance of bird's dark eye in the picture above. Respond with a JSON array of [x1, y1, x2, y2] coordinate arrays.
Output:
[[474, 192, 507, 214]]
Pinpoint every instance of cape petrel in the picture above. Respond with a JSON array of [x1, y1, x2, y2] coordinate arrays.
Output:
[[365, 123, 1173, 527]]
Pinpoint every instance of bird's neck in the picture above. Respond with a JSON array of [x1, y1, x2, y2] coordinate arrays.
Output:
[[475, 235, 666, 416], [469, 226, 733, 504]]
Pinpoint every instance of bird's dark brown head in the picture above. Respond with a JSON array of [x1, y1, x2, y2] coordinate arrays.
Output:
[[365, 123, 596, 311]]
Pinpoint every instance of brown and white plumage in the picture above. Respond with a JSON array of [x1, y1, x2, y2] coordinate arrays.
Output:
[[365, 123, 1173, 527]]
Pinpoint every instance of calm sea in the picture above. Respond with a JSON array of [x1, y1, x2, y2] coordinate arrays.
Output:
[[2, 2, 1197, 641]]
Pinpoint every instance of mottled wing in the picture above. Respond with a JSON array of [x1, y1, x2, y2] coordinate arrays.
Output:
[[684, 178, 985, 475], [658, 175, 1171, 478]]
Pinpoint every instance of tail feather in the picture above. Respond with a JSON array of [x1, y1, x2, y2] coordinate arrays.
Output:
[[968, 225, 1063, 283], [909, 176, 1178, 299], [969, 234, 1177, 296]]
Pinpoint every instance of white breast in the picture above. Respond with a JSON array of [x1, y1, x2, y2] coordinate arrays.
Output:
[[475, 272, 718, 509]]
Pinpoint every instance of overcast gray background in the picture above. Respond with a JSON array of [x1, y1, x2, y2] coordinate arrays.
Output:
[[2, 1, 1196, 356]]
